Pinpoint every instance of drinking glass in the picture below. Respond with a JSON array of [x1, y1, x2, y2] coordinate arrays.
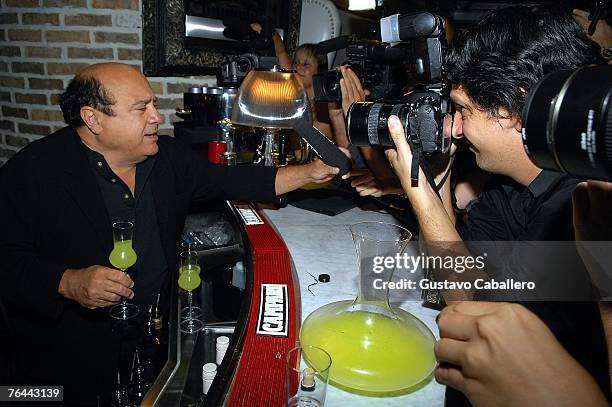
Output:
[[109, 221, 139, 320], [286, 345, 331, 407], [178, 250, 203, 333]]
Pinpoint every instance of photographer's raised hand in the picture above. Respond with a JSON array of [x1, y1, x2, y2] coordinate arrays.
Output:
[[329, 66, 370, 148], [339, 66, 369, 116], [385, 116, 430, 198], [573, 180, 612, 241], [572, 181, 612, 299], [385, 115, 459, 241], [573, 9, 612, 55]]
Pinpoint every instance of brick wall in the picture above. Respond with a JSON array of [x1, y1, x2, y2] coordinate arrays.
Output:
[[0, 0, 216, 166]]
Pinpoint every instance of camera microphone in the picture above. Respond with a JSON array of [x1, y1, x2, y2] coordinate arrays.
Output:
[[315, 35, 351, 55], [380, 12, 445, 43]]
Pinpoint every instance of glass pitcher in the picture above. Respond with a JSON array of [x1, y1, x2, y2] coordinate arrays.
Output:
[[299, 222, 436, 395]]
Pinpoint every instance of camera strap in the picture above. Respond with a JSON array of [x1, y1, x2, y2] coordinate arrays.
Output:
[[408, 138, 443, 201], [408, 137, 447, 310]]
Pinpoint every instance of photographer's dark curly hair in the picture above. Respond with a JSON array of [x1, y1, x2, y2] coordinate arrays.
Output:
[[59, 75, 116, 127], [444, 6, 602, 119]]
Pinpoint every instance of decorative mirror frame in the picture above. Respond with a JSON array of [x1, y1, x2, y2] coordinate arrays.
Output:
[[142, 0, 303, 76]]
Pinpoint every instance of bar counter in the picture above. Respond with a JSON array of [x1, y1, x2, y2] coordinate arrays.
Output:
[[263, 204, 444, 407], [145, 201, 445, 406]]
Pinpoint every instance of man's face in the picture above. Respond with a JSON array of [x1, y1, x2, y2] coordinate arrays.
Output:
[[95, 67, 163, 163], [450, 86, 524, 175]]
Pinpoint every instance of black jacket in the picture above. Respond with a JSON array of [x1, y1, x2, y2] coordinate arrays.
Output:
[[0, 126, 277, 405]]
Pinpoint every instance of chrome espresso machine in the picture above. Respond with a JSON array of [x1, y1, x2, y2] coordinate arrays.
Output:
[[174, 55, 315, 167], [174, 55, 275, 165]]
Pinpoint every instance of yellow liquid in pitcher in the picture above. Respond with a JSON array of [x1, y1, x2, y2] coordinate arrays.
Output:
[[178, 265, 201, 291], [300, 302, 436, 394]]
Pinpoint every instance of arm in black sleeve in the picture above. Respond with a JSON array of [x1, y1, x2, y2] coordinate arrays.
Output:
[[164, 136, 278, 203], [0, 155, 66, 320]]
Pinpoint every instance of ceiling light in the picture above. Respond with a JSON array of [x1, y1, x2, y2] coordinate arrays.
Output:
[[348, 0, 376, 11]]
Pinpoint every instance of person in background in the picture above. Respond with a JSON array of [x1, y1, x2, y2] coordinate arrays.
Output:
[[0, 62, 341, 406], [251, 24, 335, 143]]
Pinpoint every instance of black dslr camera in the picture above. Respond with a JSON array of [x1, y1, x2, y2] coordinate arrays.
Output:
[[312, 37, 407, 102], [217, 53, 278, 87], [346, 12, 453, 158]]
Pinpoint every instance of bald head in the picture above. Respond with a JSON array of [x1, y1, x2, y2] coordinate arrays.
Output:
[[59, 63, 149, 128], [78, 63, 144, 89]]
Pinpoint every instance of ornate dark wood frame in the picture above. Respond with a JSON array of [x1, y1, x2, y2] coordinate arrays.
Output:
[[142, 0, 302, 77]]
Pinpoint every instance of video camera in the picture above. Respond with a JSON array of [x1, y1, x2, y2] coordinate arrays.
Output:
[[312, 36, 407, 102], [342, 12, 454, 159], [217, 53, 279, 87]]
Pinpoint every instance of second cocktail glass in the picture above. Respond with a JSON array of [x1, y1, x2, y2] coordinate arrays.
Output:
[[178, 250, 203, 333], [109, 221, 139, 320]]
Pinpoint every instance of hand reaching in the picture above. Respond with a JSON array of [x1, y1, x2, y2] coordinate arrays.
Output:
[[339, 66, 369, 117], [436, 301, 608, 407], [573, 9, 612, 50], [249, 22, 262, 34], [344, 168, 403, 197], [573, 180, 612, 241]]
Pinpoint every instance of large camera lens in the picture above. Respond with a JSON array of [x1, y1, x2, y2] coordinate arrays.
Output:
[[347, 102, 408, 147], [347, 96, 454, 155], [522, 65, 612, 181]]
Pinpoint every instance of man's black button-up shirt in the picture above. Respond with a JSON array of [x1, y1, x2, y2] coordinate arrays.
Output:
[[86, 148, 168, 308]]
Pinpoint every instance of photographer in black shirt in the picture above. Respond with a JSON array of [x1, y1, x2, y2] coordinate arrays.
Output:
[[379, 6, 609, 406]]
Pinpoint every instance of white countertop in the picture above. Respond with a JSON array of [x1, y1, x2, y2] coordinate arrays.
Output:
[[263, 204, 445, 407]]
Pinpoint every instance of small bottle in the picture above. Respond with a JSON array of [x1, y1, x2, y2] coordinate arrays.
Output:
[[215, 336, 230, 365], [141, 305, 163, 378], [300, 367, 316, 392], [202, 363, 217, 395], [152, 293, 163, 332], [144, 305, 162, 347]]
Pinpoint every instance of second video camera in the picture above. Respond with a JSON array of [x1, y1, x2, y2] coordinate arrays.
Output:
[[218, 53, 279, 87], [313, 38, 407, 102]]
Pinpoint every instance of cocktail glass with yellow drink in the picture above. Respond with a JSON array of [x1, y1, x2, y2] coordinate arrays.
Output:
[[179, 249, 203, 333], [109, 221, 139, 320]]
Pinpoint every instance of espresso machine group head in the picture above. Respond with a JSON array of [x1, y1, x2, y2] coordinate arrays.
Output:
[[231, 68, 351, 175]]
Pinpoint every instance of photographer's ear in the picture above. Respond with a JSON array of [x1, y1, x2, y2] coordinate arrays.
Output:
[[512, 117, 522, 134], [499, 106, 522, 133], [80, 106, 102, 135], [514, 119, 523, 133]]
